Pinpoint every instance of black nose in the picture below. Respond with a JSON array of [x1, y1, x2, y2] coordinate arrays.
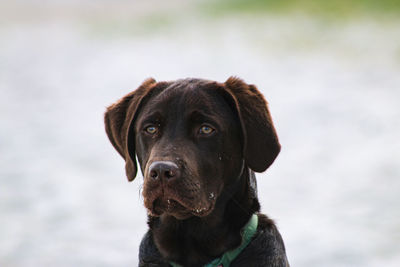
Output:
[[148, 161, 180, 181]]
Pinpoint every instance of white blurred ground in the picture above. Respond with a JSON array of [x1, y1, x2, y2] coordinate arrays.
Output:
[[1, 2, 400, 267]]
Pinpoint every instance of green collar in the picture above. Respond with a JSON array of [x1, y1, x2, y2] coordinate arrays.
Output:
[[170, 214, 258, 267]]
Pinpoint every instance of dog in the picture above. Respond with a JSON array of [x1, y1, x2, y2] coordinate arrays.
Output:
[[104, 77, 289, 266]]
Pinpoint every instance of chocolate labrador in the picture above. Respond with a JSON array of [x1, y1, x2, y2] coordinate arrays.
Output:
[[104, 77, 289, 266]]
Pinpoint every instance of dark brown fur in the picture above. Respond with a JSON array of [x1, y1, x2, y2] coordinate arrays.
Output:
[[105, 77, 289, 266]]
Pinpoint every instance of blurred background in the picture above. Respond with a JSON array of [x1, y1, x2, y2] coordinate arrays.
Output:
[[1, 0, 400, 266]]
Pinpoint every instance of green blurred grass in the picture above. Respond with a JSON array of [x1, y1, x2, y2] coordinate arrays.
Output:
[[202, 0, 400, 17]]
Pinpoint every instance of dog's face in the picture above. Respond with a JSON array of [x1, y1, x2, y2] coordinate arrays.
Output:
[[135, 81, 243, 219], [105, 77, 280, 220]]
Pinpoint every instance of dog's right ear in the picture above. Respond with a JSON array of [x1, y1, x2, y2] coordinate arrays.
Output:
[[104, 78, 157, 182]]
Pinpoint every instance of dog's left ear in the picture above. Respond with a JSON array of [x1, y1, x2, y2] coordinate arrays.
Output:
[[223, 77, 281, 172], [104, 78, 157, 181]]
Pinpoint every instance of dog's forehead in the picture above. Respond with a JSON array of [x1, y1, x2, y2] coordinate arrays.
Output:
[[143, 79, 228, 116]]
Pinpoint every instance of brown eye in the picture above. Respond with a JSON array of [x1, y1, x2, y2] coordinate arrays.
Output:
[[199, 125, 214, 135], [145, 126, 158, 134]]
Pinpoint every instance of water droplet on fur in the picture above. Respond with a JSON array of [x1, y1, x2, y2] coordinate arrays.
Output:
[[194, 207, 207, 214]]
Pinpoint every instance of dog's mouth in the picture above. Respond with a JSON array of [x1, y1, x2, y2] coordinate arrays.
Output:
[[142, 161, 218, 219], [147, 193, 215, 219]]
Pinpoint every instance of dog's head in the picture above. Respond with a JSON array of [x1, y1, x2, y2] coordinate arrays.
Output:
[[105, 77, 280, 219]]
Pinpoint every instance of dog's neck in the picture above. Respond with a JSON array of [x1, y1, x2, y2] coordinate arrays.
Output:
[[147, 167, 260, 266]]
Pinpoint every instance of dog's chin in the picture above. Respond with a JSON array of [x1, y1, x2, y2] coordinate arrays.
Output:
[[147, 197, 215, 220]]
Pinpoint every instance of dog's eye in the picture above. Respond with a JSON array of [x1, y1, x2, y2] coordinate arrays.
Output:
[[145, 126, 158, 134], [199, 125, 214, 135]]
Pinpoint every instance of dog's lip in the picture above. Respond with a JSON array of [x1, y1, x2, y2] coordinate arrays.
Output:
[[148, 194, 215, 218], [152, 198, 186, 216]]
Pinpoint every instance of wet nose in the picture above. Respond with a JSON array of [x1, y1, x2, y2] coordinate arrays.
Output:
[[148, 161, 180, 181]]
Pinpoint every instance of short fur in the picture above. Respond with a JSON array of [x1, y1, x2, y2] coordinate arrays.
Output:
[[104, 77, 289, 266]]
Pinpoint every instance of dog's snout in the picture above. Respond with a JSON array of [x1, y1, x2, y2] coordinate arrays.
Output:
[[148, 161, 180, 181]]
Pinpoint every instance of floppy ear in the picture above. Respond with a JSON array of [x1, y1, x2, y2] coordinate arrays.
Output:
[[104, 78, 157, 181], [224, 77, 281, 172]]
